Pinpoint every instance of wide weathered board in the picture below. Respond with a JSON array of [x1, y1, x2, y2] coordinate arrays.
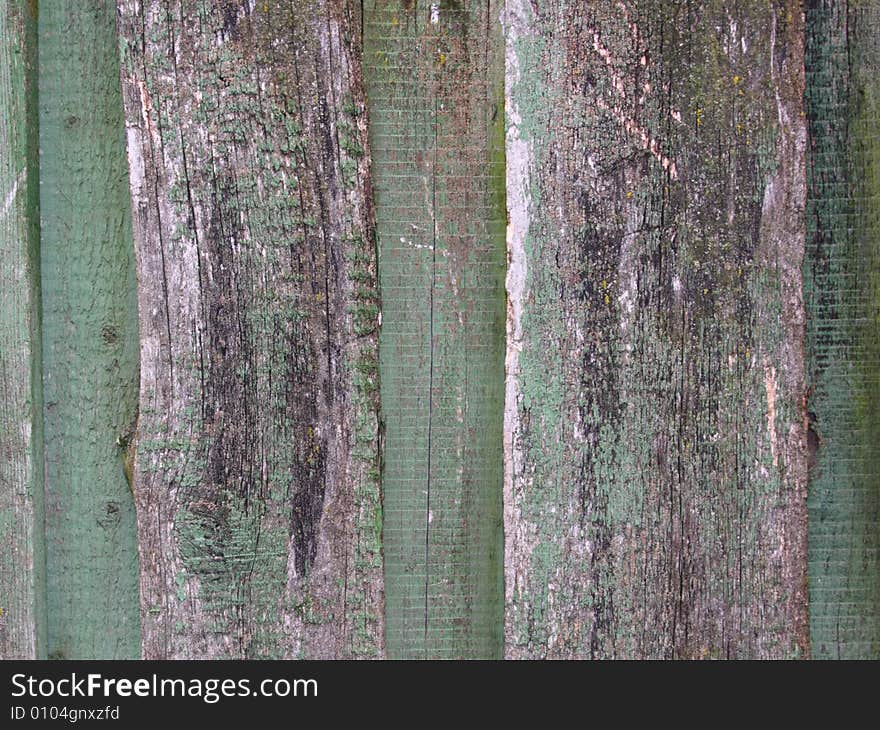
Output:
[[363, 1, 507, 659], [117, 0, 383, 659], [39, 0, 141, 659], [805, 0, 880, 659], [505, 0, 809, 658], [0, 0, 44, 660]]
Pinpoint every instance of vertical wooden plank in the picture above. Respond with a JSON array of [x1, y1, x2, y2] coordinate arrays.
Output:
[[117, 0, 383, 658], [504, 0, 809, 658], [805, 0, 880, 659], [39, 0, 141, 658], [364, 1, 506, 659], [0, 0, 45, 660]]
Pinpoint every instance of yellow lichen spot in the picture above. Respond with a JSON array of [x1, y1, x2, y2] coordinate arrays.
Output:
[[601, 280, 608, 290], [626, 190, 633, 199], [438, 52, 447, 66], [604, 294, 610, 306], [316, 292, 324, 302], [736, 123, 743, 134], [392, 16, 398, 26], [733, 75, 741, 86], [696, 108, 703, 127], [702, 287, 708, 295], [263, 2, 268, 11]]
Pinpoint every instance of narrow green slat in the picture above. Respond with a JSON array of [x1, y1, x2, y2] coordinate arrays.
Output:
[[0, 0, 45, 660], [39, 0, 140, 659], [365, 0, 507, 659], [805, 0, 880, 659]]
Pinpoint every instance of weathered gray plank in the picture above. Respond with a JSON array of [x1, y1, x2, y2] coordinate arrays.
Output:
[[117, 0, 383, 658], [504, 0, 810, 658]]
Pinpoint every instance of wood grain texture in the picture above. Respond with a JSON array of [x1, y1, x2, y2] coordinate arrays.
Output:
[[363, 0, 506, 659], [0, 0, 45, 660], [117, 0, 383, 659], [1, 0, 872, 661], [805, 0, 880, 659], [39, 0, 141, 659], [504, 0, 810, 658]]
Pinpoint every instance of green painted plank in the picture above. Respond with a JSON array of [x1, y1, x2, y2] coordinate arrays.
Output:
[[364, 1, 507, 659], [504, 0, 810, 658], [0, 0, 45, 660], [39, 0, 141, 659], [117, 0, 383, 659], [805, 0, 880, 659]]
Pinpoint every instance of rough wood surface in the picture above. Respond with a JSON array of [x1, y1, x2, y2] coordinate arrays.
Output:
[[1, 0, 875, 660], [117, 0, 383, 659], [805, 0, 880, 659], [504, 0, 810, 658], [0, 0, 44, 660], [38, 0, 141, 659], [363, 0, 507, 659]]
